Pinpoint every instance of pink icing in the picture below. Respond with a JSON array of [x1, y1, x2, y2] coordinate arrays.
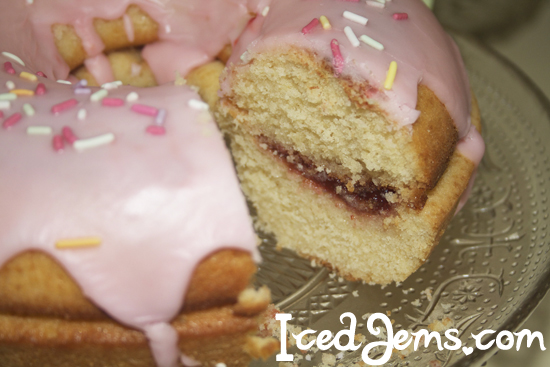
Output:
[[0, 0, 267, 84], [223, 0, 473, 141], [0, 54, 258, 367]]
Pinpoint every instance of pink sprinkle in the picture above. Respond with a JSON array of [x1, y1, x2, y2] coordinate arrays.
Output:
[[102, 97, 124, 107], [62, 126, 78, 145], [330, 39, 344, 76], [393, 13, 409, 20], [4, 61, 15, 75], [2, 112, 22, 129], [146, 125, 166, 135], [131, 103, 158, 116], [36, 71, 47, 78], [302, 18, 320, 34], [53, 135, 64, 152], [51, 99, 78, 114], [35, 83, 47, 96]]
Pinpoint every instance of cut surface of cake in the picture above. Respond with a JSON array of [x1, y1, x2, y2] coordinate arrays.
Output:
[[218, 0, 485, 284]]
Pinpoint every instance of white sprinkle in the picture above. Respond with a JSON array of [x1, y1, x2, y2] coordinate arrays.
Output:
[[2, 52, 25, 66], [26, 0, 34, 4], [188, 99, 209, 111], [376, 0, 386, 3], [262, 6, 270, 16], [126, 91, 139, 102], [360, 34, 385, 50], [343, 11, 368, 25], [344, 26, 360, 47], [56, 79, 72, 85], [27, 126, 52, 135], [90, 89, 108, 102], [0, 93, 17, 101], [215, 364, 227, 367], [22, 103, 35, 116], [0, 100, 10, 109], [74, 133, 115, 152], [101, 81, 123, 90], [155, 108, 167, 125], [77, 108, 87, 121], [5, 81, 15, 90], [165, 24, 171, 34], [240, 51, 250, 62], [366, 0, 385, 8]]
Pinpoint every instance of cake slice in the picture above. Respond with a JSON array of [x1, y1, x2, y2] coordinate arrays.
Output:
[[218, 0, 484, 284]]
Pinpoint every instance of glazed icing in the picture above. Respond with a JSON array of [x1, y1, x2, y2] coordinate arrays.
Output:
[[223, 0, 484, 163], [0, 0, 267, 84], [0, 54, 258, 367]]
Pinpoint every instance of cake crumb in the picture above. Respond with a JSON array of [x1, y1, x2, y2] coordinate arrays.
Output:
[[322, 353, 337, 366], [411, 299, 422, 307], [352, 290, 359, 297]]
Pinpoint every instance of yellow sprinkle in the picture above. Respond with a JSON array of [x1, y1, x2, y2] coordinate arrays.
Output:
[[56, 237, 102, 249], [10, 89, 34, 96], [384, 61, 398, 90], [320, 15, 332, 30], [19, 71, 38, 82]]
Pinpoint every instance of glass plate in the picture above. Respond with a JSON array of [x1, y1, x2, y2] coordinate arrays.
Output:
[[251, 34, 550, 367]]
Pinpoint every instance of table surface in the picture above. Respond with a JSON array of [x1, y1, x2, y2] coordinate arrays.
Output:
[[477, 1, 550, 366]]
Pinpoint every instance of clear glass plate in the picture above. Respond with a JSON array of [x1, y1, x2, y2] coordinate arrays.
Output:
[[252, 34, 550, 367]]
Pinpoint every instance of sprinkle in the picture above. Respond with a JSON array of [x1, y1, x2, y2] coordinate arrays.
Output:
[[319, 15, 332, 30], [215, 364, 227, 367], [75, 79, 88, 88], [343, 11, 368, 25], [77, 108, 87, 121], [366, 0, 385, 8], [26, 0, 34, 4], [101, 80, 123, 90], [0, 100, 10, 109], [126, 91, 139, 102], [393, 13, 409, 20], [22, 103, 35, 116], [52, 135, 64, 152], [146, 125, 166, 135], [90, 89, 108, 102], [2, 52, 25, 66], [344, 26, 360, 47], [36, 71, 46, 78], [188, 99, 209, 111], [330, 39, 344, 75], [0, 93, 17, 101], [10, 89, 34, 96], [56, 79, 72, 85], [302, 18, 320, 34], [74, 87, 91, 95], [262, 6, 270, 16], [384, 61, 398, 90], [35, 83, 46, 95], [131, 103, 158, 116], [2, 112, 22, 129], [5, 80, 15, 90], [27, 126, 52, 135], [55, 237, 101, 249], [155, 109, 167, 125], [359, 34, 385, 50], [0, 111, 3, 119], [62, 126, 78, 145], [3, 61, 15, 74], [19, 71, 37, 82], [102, 97, 124, 107], [52, 98, 78, 114], [73, 133, 115, 152]]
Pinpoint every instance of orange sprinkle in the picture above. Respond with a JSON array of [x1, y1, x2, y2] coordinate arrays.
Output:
[[10, 89, 35, 96], [56, 237, 102, 249], [19, 71, 38, 82]]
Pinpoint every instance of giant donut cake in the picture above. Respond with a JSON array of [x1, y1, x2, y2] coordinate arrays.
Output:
[[0, 0, 484, 366]]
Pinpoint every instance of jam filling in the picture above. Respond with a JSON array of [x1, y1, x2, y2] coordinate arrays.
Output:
[[257, 135, 397, 215]]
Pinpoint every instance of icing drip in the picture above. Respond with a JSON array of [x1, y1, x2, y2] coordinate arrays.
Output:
[[84, 53, 115, 86], [123, 14, 135, 43]]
